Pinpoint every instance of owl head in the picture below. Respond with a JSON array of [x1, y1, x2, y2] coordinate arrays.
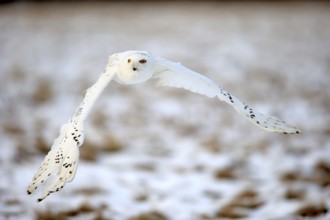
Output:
[[114, 50, 156, 84]]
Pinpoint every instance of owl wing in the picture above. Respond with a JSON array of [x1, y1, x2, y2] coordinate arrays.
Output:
[[153, 57, 300, 134], [27, 123, 81, 202], [27, 62, 116, 202]]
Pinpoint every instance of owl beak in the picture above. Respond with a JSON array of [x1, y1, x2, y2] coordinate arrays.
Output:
[[132, 64, 138, 71]]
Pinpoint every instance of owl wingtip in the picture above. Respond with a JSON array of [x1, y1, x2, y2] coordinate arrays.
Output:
[[282, 128, 301, 135]]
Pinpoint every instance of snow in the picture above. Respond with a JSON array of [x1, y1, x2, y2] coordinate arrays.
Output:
[[1, 1, 330, 220]]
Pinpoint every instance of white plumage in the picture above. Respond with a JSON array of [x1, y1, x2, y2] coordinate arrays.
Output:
[[27, 50, 300, 202]]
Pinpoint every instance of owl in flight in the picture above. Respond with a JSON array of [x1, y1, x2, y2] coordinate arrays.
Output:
[[27, 50, 300, 202]]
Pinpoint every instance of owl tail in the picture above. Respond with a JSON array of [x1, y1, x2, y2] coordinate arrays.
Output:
[[27, 123, 82, 202]]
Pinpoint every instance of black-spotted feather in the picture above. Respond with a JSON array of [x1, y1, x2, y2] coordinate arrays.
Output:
[[27, 123, 82, 202], [27, 69, 114, 202], [37, 143, 79, 202], [154, 57, 300, 134]]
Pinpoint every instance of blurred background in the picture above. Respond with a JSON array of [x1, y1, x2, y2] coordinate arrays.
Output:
[[0, 1, 330, 219]]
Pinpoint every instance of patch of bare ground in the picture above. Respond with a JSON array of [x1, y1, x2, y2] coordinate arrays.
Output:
[[214, 166, 236, 180], [35, 202, 108, 220], [1, 198, 26, 219], [215, 189, 264, 219], [201, 136, 221, 153], [213, 161, 246, 180], [295, 203, 328, 218], [128, 210, 168, 220], [32, 79, 54, 104], [73, 187, 106, 196], [80, 135, 123, 162], [280, 160, 330, 188], [284, 188, 305, 201]]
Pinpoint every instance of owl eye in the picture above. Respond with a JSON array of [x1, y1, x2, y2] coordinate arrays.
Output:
[[127, 59, 131, 63], [139, 59, 147, 64]]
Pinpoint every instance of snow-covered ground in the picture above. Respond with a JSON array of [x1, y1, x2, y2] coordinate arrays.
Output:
[[1, 1, 330, 220]]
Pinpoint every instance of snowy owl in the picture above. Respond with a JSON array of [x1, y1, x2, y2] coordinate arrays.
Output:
[[27, 50, 300, 202]]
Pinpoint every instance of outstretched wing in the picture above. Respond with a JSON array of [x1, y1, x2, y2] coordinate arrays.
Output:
[[27, 60, 116, 202], [153, 57, 300, 134], [27, 123, 82, 202]]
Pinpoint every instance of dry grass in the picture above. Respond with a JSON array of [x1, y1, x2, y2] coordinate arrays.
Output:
[[201, 136, 221, 153], [284, 188, 305, 201], [73, 187, 106, 196], [32, 79, 54, 104], [2, 123, 24, 136], [215, 189, 264, 219], [295, 203, 328, 218], [281, 171, 300, 183], [315, 160, 330, 187], [80, 135, 123, 162], [134, 193, 149, 202], [214, 166, 236, 180], [35, 135, 51, 154], [281, 160, 330, 188], [35, 202, 108, 220], [128, 210, 168, 220], [133, 162, 156, 172]]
